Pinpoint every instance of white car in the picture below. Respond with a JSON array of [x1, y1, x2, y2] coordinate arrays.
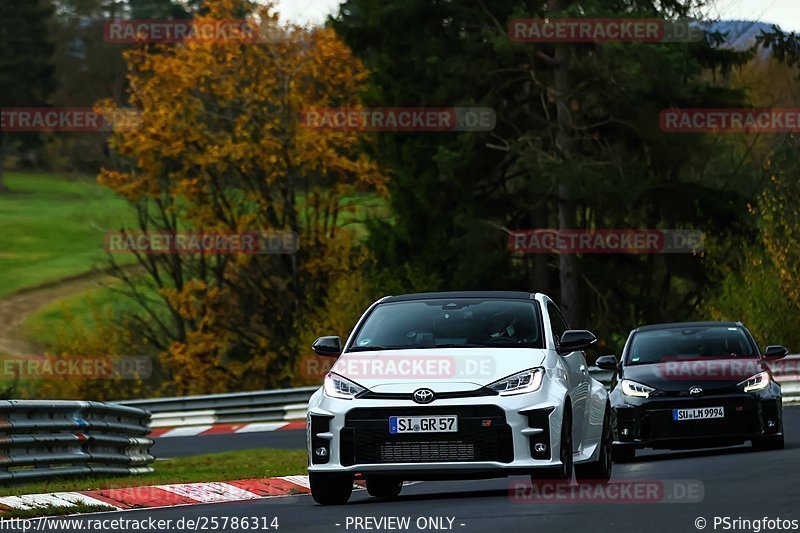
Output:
[[306, 291, 612, 505]]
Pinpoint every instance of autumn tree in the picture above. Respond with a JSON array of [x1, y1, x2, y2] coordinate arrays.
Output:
[[98, 0, 385, 395]]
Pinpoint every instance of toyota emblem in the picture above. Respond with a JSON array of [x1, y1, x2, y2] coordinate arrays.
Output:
[[412, 388, 435, 404], [689, 386, 704, 397]]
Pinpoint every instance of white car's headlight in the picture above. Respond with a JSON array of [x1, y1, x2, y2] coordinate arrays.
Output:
[[621, 379, 656, 398], [738, 371, 770, 392], [487, 368, 545, 396], [324, 372, 367, 399]]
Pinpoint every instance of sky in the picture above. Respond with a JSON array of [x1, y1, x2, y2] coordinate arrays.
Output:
[[274, 0, 800, 33]]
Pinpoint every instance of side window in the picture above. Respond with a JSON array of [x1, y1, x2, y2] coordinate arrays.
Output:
[[547, 302, 570, 347]]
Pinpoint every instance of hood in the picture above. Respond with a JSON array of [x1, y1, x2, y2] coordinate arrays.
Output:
[[621, 358, 770, 393], [330, 347, 547, 393]]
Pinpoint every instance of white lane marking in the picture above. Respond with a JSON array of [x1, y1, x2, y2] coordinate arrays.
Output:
[[0, 492, 120, 511], [234, 422, 289, 433], [158, 425, 214, 438], [155, 482, 261, 503], [278, 475, 311, 489]]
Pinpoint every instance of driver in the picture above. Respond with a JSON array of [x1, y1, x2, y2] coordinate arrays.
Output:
[[484, 311, 517, 340]]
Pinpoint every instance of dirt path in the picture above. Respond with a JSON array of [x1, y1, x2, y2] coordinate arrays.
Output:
[[0, 270, 120, 357]]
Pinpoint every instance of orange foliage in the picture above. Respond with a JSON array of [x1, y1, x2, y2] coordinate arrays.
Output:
[[96, 0, 386, 395]]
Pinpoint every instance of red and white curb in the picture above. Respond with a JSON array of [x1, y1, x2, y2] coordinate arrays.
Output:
[[0, 476, 327, 513], [150, 421, 306, 439]]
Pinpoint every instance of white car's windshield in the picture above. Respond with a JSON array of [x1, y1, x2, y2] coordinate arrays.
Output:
[[351, 299, 544, 351]]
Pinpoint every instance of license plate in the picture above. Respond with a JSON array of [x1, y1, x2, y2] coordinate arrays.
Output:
[[673, 407, 725, 421], [389, 415, 458, 434]]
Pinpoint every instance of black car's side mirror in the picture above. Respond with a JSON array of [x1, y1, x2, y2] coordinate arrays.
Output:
[[764, 345, 789, 359], [558, 330, 597, 354], [312, 336, 343, 357], [595, 355, 619, 371]]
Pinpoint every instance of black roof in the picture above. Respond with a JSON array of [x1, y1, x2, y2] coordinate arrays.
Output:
[[383, 291, 535, 303], [633, 321, 743, 332]]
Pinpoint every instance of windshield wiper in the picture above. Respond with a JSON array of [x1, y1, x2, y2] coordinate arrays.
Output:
[[429, 343, 490, 348], [349, 346, 390, 352]]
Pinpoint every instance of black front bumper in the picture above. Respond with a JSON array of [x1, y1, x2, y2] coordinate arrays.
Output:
[[610, 389, 782, 450]]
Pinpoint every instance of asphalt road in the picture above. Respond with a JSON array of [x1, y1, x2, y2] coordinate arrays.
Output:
[[33, 407, 800, 533]]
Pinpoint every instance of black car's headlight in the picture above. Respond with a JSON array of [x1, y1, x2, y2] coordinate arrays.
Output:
[[738, 371, 771, 393], [487, 368, 545, 396], [323, 372, 367, 399], [621, 379, 656, 398]]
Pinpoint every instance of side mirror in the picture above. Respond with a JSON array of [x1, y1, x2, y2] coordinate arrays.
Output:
[[764, 345, 789, 359], [558, 330, 597, 354], [595, 355, 619, 371], [312, 336, 342, 357]]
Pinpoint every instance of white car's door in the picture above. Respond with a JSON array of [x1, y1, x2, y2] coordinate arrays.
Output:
[[546, 301, 590, 452]]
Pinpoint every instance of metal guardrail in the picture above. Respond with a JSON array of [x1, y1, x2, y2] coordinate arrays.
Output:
[[0, 400, 154, 482], [769, 354, 800, 403], [121, 386, 317, 428]]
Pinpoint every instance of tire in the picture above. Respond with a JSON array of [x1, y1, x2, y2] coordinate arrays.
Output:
[[575, 405, 612, 484], [366, 476, 403, 498], [532, 407, 573, 482], [309, 472, 354, 505], [611, 444, 636, 463], [752, 435, 784, 451]]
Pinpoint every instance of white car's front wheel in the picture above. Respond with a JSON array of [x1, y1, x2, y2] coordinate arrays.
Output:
[[310, 472, 354, 505], [575, 405, 613, 484], [366, 476, 403, 498]]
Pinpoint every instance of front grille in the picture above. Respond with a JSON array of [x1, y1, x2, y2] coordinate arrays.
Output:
[[341, 406, 512, 466], [641, 397, 759, 440], [380, 441, 476, 462]]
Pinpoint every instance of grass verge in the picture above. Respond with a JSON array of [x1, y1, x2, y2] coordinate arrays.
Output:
[[0, 172, 136, 299], [2, 503, 115, 519], [0, 448, 308, 498]]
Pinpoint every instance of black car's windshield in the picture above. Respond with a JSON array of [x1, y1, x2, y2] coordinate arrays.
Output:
[[350, 299, 543, 350], [626, 326, 758, 365]]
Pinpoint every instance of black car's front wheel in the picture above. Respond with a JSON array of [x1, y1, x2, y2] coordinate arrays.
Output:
[[309, 472, 354, 505], [611, 444, 636, 463], [752, 434, 785, 451]]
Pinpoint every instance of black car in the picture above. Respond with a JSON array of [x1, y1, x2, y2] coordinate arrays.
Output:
[[596, 321, 788, 462]]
